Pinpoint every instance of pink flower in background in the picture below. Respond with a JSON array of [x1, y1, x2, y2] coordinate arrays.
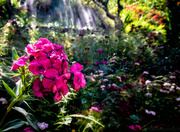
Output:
[[145, 109, 156, 116], [0, 98, 8, 104], [37, 122, 49, 130], [128, 125, 141, 131], [23, 127, 34, 132], [143, 71, 149, 74], [89, 107, 101, 112], [12, 77, 20, 82], [135, 62, 140, 66], [97, 49, 104, 53]]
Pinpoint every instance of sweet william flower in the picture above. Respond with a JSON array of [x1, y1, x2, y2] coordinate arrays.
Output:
[[42, 69, 64, 93], [23, 127, 34, 132], [54, 80, 69, 102], [0, 98, 8, 104], [73, 71, 86, 91], [97, 49, 103, 53], [70, 62, 83, 73], [37, 122, 49, 130], [89, 107, 101, 112], [10, 55, 29, 70], [128, 125, 141, 131]]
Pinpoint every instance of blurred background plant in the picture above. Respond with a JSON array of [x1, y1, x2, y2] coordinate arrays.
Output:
[[0, 0, 180, 131]]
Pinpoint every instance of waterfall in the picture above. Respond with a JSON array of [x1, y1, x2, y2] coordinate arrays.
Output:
[[19, 0, 109, 30]]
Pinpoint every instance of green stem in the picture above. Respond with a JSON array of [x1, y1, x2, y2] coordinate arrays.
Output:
[[0, 98, 20, 127]]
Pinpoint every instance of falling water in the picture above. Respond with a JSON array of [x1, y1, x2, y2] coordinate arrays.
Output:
[[19, 0, 109, 30]]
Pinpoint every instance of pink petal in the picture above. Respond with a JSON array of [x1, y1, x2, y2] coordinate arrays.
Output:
[[34, 50, 48, 58], [54, 92, 62, 102], [81, 77, 86, 88], [29, 60, 41, 75], [55, 76, 64, 89], [73, 72, 84, 86], [44, 69, 59, 79], [62, 61, 69, 74], [62, 73, 71, 79], [42, 44, 54, 53], [33, 78, 42, 91], [25, 44, 35, 55], [53, 58, 62, 74], [19, 55, 29, 61], [70, 63, 83, 73], [74, 85, 81, 91], [38, 38, 52, 45], [10, 59, 27, 70], [42, 78, 55, 90], [53, 45, 63, 51], [52, 85, 58, 93], [42, 59, 52, 70], [11, 61, 20, 70], [33, 91, 43, 98], [61, 80, 68, 95]]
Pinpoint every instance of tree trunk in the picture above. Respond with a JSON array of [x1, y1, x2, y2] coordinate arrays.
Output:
[[5, 0, 13, 18]]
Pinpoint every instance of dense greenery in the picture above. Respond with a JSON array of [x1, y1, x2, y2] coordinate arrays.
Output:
[[0, 0, 180, 131]]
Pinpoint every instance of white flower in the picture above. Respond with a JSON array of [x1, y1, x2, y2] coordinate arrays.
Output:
[[99, 73, 104, 77], [98, 70, 103, 73], [37, 122, 48, 130], [135, 62, 140, 66], [145, 109, 156, 116], [93, 75, 99, 78], [169, 88, 175, 92], [176, 87, 180, 90], [145, 93, 152, 97], [151, 75, 156, 78], [103, 79, 109, 82], [145, 80, 151, 85], [112, 83, 117, 87], [176, 98, 180, 101], [108, 75, 114, 77], [85, 76, 95, 82], [170, 76, 176, 79], [0, 98, 7, 104], [100, 85, 106, 90], [116, 76, 122, 82], [164, 82, 171, 86], [143, 71, 149, 75]]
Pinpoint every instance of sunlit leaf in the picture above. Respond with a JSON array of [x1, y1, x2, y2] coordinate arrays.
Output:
[[13, 79, 22, 96], [12, 47, 19, 61], [69, 114, 104, 128], [2, 80, 17, 98], [13, 107, 39, 131], [1, 119, 28, 132]]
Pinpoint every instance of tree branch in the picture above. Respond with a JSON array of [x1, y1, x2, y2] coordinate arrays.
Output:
[[92, 0, 116, 20]]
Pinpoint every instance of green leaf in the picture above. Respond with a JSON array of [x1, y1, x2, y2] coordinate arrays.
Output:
[[69, 114, 104, 128], [13, 79, 22, 96], [2, 80, 17, 98], [12, 47, 19, 61], [1, 119, 28, 132], [5, 73, 20, 76], [13, 107, 39, 131]]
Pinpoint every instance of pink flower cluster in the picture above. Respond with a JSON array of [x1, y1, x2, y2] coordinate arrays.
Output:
[[11, 38, 86, 102]]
